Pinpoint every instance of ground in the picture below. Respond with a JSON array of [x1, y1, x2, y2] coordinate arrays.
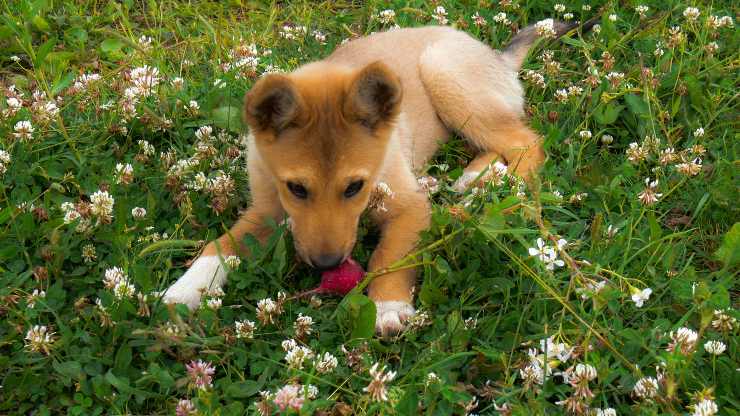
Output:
[[0, 1, 738, 415]]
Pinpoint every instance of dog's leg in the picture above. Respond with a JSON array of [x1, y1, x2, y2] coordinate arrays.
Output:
[[162, 163, 282, 309], [451, 124, 544, 191], [368, 181, 431, 336], [419, 36, 544, 190]]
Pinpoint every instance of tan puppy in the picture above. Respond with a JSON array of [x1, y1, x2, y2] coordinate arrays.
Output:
[[163, 22, 581, 335]]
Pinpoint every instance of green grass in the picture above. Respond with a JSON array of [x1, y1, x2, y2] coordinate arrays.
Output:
[[1, 1, 738, 415]]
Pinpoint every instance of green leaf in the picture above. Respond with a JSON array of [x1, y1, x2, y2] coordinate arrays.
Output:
[[396, 388, 419, 415], [624, 93, 649, 116], [53, 360, 83, 381], [100, 38, 124, 59], [593, 103, 624, 125], [225, 380, 261, 398], [560, 36, 591, 49], [714, 222, 739, 267], [114, 344, 132, 371], [137, 239, 201, 258], [32, 15, 51, 32], [34, 37, 56, 68], [337, 293, 376, 339], [211, 105, 244, 133]]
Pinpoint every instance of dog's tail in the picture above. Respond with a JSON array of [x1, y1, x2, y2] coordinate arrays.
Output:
[[503, 15, 600, 68]]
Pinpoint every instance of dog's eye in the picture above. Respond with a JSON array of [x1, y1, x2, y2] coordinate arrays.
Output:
[[287, 182, 308, 199], [344, 180, 364, 198]]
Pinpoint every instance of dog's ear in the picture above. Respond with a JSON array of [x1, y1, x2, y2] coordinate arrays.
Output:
[[344, 61, 402, 130], [244, 74, 305, 136]]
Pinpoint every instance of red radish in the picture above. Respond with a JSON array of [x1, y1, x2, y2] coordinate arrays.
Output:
[[293, 258, 366, 299], [318, 258, 366, 295]]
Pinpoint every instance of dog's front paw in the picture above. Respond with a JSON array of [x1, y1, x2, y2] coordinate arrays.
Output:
[[452, 171, 480, 193], [162, 256, 228, 310], [374, 301, 415, 337]]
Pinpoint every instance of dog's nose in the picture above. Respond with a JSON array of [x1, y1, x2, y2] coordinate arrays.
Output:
[[311, 253, 344, 270]]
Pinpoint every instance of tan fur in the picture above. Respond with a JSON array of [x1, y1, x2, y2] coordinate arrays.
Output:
[[175, 26, 546, 334]]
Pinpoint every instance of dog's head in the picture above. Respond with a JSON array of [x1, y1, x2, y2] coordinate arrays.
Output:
[[244, 61, 401, 269]]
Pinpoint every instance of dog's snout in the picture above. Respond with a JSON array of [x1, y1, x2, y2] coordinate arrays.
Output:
[[311, 253, 344, 270]]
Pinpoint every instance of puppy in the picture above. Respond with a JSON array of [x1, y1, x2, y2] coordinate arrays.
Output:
[[163, 21, 584, 335]]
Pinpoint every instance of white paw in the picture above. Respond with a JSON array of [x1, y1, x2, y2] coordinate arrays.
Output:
[[162, 256, 228, 310], [452, 171, 480, 193], [374, 301, 415, 336]]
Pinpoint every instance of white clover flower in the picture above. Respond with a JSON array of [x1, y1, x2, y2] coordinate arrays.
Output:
[[631, 287, 652, 308], [683, 7, 700, 22], [113, 278, 137, 299], [13, 120, 34, 141], [256, 298, 279, 325], [554, 4, 566, 13], [90, 190, 115, 220], [638, 178, 662, 206], [431, 6, 448, 25], [636, 5, 649, 17], [282, 338, 298, 352], [224, 255, 241, 269], [535, 18, 557, 38], [63, 210, 81, 224], [294, 313, 314, 338], [25, 325, 55, 354], [520, 361, 545, 385], [235, 320, 256, 339], [711, 309, 736, 331], [579, 130, 592, 139], [312, 30, 327, 43], [540, 336, 575, 363], [115, 163, 134, 184], [377, 9, 396, 24], [131, 207, 147, 219], [563, 13, 573, 21], [364, 363, 396, 402], [285, 345, 314, 369], [493, 12, 510, 25], [572, 363, 597, 382], [27, 289, 46, 308], [103, 266, 126, 289], [206, 297, 222, 310], [692, 399, 718, 416], [626, 142, 648, 163], [667, 327, 699, 355], [171, 77, 184, 90], [608, 14, 618, 22], [464, 316, 478, 330], [314, 352, 339, 374], [129, 65, 160, 97], [694, 127, 705, 137], [567, 85, 583, 97], [425, 372, 441, 386], [633, 376, 659, 399], [417, 176, 439, 194], [195, 125, 213, 141], [82, 244, 97, 263], [137, 35, 153, 50], [601, 134, 614, 145], [554, 88, 569, 102], [473, 12, 488, 26], [676, 157, 702, 176], [704, 340, 726, 355], [595, 408, 617, 416]]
